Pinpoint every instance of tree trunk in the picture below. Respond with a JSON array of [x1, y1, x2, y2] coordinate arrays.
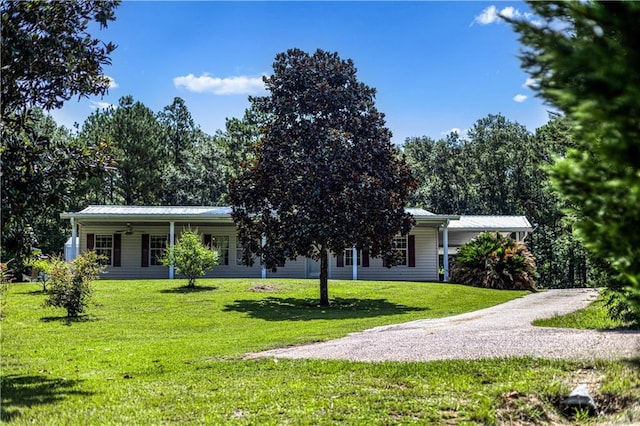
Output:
[[319, 245, 329, 306]]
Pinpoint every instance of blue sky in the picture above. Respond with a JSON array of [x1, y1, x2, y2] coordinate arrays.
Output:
[[51, 1, 549, 144]]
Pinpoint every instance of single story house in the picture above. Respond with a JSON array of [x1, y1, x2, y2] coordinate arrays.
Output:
[[60, 206, 532, 282]]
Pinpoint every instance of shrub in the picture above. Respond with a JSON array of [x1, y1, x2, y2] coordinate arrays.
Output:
[[160, 228, 219, 288], [26, 256, 56, 291], [1, 260, 14, 319], [45, 251, 105, 317], [451, 232, 537, 292]]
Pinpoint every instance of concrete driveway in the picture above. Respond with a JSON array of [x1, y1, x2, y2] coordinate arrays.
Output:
[[249, 288, 639, 362]]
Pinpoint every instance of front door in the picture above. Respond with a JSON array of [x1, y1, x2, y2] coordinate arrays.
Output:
[[306, 258, 320, 278]]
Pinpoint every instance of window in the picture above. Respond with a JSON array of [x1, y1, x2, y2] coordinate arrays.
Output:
[[95, 235, 113, 266], [344, 249, 361, 266], [393, 235, 408, 266], [212, 236, 229, 265], [150, 235, 167, 266]]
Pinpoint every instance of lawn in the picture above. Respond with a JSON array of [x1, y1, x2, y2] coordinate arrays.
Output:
[[1, 279, 638, 425], [533, 293, 639, 331]]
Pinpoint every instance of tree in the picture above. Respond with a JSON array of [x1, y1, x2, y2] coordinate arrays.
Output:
[[509, 1, 640, 312], [157, 98, 226, 205], [228, 48, 416, 306], [217, 107, 264, 181], [1, 109, 114, 275], [111, 96, 165, 205], [1, 0, 118, 118], [161, 229, 219, 288], [1, 0, 119, 276]]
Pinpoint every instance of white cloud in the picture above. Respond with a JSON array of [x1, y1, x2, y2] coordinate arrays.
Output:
[[105, 76, 118, 89], [473, 5, 499, 25], [442, 127, 461, 135], [472, 5, 532, 26], [522, 77, 536, 89], [173, 73, 266, 95], [90, 101, 115, 110], [513, 94, 528, 103]]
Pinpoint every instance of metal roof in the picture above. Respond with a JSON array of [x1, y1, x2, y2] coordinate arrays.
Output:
[[60, 205, 459, 225], [447, 215, 533, 231], [60, 205, 233, 221]]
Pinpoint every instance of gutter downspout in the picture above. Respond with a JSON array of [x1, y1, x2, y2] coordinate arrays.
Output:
[[71, 217, 77, 261], [443, 219, 450, 282], [352, 246, 358, 281], [169, 221, 175, 279], [261, 235, 267, 279]]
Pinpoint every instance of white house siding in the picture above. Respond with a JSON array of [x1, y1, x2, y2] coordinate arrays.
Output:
[[76, 223, 439, 281], [443, 230, 483, 248], [327, 226, 439, 282], [79, 223, 264, 279]]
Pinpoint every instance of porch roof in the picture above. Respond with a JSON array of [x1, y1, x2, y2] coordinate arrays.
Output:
[[446, 215, 533, 232], [60, 205, 459, 226]]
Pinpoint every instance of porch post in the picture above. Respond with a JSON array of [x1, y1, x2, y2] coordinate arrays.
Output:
[[169, 221, 175, 279], [352, 246, 358, 280], [261, 235, 267, 279], [443, 219, 450, 282], [70, 216, 77, 261]]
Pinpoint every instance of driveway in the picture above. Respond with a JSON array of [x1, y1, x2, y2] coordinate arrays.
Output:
[[249, 288, 639, 361]]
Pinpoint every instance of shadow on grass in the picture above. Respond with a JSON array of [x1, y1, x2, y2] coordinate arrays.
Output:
[[159, 285, 218, 294], [223, 297, 428, 321], [40, 314, 99, 325], [1, 374, 93, 422]]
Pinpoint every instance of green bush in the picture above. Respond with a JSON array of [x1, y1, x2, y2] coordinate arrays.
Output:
[[160, 229, 219, 288], [0, 260, 14, 319], [451, 232, 537, 292], [45, 251, 105, 317]]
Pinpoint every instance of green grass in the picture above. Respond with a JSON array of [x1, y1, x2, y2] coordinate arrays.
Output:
[[533, 294, 639, 331], [2, 279, 638, 425]]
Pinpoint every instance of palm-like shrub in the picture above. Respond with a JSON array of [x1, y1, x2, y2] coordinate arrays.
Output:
[[451, 232, 537, 292]]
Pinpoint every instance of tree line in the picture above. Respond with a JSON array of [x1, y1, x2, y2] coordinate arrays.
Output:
[[3, 94, 604, 294]]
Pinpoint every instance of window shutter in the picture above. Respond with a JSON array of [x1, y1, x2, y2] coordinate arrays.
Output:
[[141, 234, 149, 267], [87, 233, 95, 251], [408, 235, 416, 268], [362, 250, 370, 267], [113, 234, 122, 267], [203, 234, 212, 249], [336, 251, 344, 268]]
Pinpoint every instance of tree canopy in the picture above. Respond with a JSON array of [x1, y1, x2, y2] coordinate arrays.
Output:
[[1, 0, 119, 118], [228, 48, 416, 306], [510, 1, 640, 311], [1, 0, 119, 277]]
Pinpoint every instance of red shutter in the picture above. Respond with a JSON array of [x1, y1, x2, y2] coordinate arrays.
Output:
[[362, 250, 370, 267], [113, 234, 122, 267], [141, 234, 149, 267], [336, 251, 344, 267], [87, 233, 95, 251], [408, 235, 416, 268], [203, 234, 212, 248]]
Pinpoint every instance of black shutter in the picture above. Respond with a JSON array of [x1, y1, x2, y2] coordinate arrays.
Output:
[[203, 234, 212, 249], [87, 233, 95, 251], [141, 234, 149, 267], [336, 251, 344, 268], [113, 234, 122, 267], [408, 235, 416, 268], [362, 250, 370, 267]]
